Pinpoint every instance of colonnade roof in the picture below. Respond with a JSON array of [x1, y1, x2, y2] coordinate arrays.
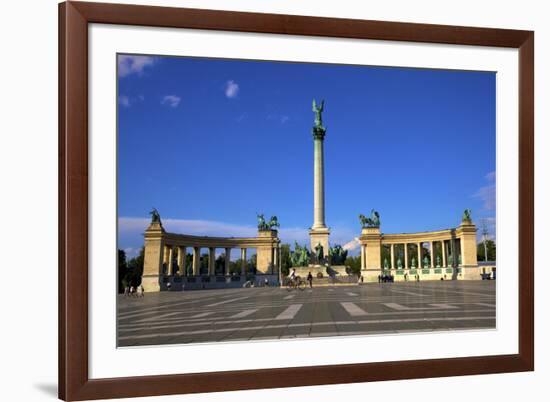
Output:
[[359, 223, 476, 244], [160, 232, 280, 248]]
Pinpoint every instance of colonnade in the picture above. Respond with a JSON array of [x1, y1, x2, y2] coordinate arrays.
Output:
[[161, 245, 253, 276], [141, 221, 281, 291], [358, 221, 479, 281], [359, 239, 462, 270]]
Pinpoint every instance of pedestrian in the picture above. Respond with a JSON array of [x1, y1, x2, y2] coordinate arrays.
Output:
[[307, 271, 313, 288], [264, 277, 269, 287], [378, 274, 381, 283]]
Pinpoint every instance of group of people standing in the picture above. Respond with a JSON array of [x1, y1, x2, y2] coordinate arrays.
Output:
[[123, 285, 144, 297]]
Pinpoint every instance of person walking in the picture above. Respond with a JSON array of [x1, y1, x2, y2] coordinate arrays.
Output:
[[307, 271, 313, 288]]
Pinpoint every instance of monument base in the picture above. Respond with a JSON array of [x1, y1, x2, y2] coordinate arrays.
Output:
[[309, 227, 330, 256], [292, 264, 349, 279]]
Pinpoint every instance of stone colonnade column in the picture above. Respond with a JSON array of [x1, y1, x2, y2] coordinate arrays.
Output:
[[162, 245, 169, 274], [273, 245, 278, 274], [430, 241, 434, 268], [177, 246, 185, 276], [167, 246, 174, 275], [208, 247, 216, 276], [404, 243, 408, 269], [417, 242, 422, 268], [241, 248, 247, 275], [225, 247, 231, 276], [442, 240, 447, 267], [192, 246, 200, 276], [390, 244, 395, 269]]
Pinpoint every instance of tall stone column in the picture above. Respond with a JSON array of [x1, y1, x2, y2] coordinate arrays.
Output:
[[167, 246, 174, 276], [390, 244, 395, 269], [241, 248, 247, 275], [313, 132, 326, 230], [430, 241, 434, 268], [273, 246, 278, 274], [208, 247, 216, 276], [442, 241, 447, 267], [404, 243, 409, 269], [309, 101, 330, 256], [176, 246, 184, 276], [458, 222, 479, 279], [192, 246, 200, 276], [417, 243, 422, 268], [225, 247, 231, 276], [162, 245, 169, 274]]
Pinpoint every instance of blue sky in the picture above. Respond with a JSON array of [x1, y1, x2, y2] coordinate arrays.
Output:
[[117, 54, 496, 257]]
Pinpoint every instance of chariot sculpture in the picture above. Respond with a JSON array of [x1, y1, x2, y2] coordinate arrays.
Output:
[[359, 209, 381, 228]]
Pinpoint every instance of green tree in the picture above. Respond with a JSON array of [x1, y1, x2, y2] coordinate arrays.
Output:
[[185, 253, 193, 275], [230, 259, 243, 275], [280, 243, 292, 276], [126, 247, 145, 287], [118, 249, 128, 293], [199, 253, 209, 275], [477, 239, 496, 261], [248, 254, 257, 274], [215, 253, 225, 275], [344, 255, 361, 276]]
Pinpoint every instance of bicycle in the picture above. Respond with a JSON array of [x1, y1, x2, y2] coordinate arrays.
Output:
[[286, 276, 306, 291]]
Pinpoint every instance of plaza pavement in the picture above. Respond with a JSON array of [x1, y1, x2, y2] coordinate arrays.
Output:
[[117, 280, 496, 347]]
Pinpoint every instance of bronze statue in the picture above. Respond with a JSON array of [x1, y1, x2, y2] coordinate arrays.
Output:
[[257, 213, 279, 231], [462, 208, 473, 223], [359, 209, 381, 228], [267, 215, 280, 229], [329, 244, 348, 265], [149, 207, 161, 224], [257, 213, 267, 231], [312, 99, 325, 129], [314, 242, 324, 263], [291, 242, 310, 267], [423, 256, 430, 268]]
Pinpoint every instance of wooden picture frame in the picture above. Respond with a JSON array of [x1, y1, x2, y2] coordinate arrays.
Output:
[[59, 1, 534, 400]]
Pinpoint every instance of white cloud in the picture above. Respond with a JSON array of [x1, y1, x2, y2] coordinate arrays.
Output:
[[485, 171, 496, 181], [118, 55, 156, 78], [161, 95, 181, 108], [343, 238, 360, 251], [123, 247, 141, 258], [473, 171, 496, 210], [118, 94, 145, 108], [224, 80, 239, 98], [118, 95, 130, 107], [281, 115, 290, 124]]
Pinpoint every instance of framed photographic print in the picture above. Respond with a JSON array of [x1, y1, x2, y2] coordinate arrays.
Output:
[[59, 1, 534, 400]]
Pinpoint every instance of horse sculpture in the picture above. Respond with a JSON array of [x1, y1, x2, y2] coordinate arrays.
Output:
[[257, 213, 280, 231], [359, 209, 381, 228]]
